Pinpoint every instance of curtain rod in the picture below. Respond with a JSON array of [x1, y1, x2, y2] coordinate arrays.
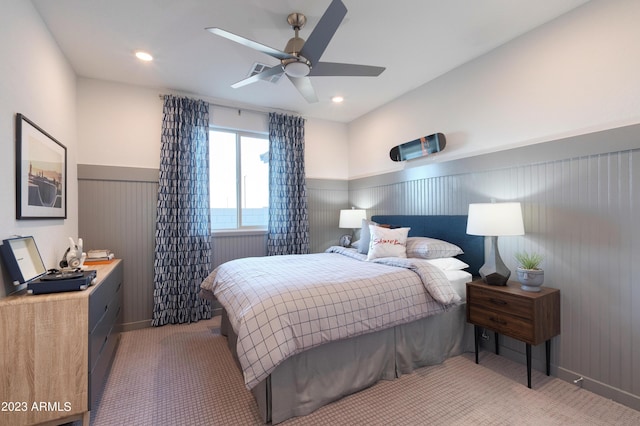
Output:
[[158, 93, 300, 117]]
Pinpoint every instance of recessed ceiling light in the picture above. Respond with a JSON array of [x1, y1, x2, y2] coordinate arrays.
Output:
[[331, 96, 344, 103], [135, 51, 153, 62]]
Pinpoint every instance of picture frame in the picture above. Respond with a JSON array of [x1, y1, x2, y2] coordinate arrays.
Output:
[[15, 113, 67, 219]]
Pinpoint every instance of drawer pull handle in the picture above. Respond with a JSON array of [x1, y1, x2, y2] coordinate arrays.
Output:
[[99, 335, 109, 354], [490, 316, 507, 325], [489, 298, 507, 306]]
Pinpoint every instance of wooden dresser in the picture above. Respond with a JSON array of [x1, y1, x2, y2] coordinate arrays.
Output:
[[466, 279, 560, 388], [0, 260, 123, 425]]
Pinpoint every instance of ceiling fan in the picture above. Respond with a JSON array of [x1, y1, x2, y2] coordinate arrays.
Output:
[[205, 0, 385, 103]]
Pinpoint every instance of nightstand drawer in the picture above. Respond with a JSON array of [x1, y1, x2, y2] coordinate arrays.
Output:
[[467, 285, 531, 319], [468, 304, 534, 342]]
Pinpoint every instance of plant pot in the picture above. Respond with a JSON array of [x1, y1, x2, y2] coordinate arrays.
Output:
[[517, 267, 544, 292]]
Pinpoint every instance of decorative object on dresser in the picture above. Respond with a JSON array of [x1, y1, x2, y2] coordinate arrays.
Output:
[[85, 248, 115, 264], [466, 279, 560, 388], [514, 251, 545, 292], [466, 202, 525, 286], [338, 207, 366, 247], [0, 235, 47, 285], [60, 236, 86, 269], [1, 235, 94, 295], [0, 260, 123, 425]]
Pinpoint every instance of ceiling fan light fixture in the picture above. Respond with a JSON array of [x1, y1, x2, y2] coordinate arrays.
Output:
[[134, 51, 153, 62], [206, 0, 385, 103], [284, 61, 310, 77]]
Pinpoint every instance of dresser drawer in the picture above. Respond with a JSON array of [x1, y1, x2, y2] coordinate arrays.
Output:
[[467, 285, 531, 319], [89, 264, 123, 332], [468, 304, 534, 343], [87, 260, 123, 410], [89, 282, 122, 371], [89, 320, 120, 409]]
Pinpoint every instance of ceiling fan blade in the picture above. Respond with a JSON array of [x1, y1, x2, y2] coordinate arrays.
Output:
[[231, 65, 284, 88], [206, 27, 297, 61], [299, 0, 347, 64], [310, 62, 385, 77], [287, 75, 319, 103]]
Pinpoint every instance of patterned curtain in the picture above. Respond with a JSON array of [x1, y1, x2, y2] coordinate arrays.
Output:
[[152, 96, 212, 326], [267, 112, 310, 255]]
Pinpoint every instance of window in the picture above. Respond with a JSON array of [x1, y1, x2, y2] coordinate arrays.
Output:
[[209, 129, 269, 229]]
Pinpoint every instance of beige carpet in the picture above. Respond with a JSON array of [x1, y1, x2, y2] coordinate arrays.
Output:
[[90, 317, 640, 425]]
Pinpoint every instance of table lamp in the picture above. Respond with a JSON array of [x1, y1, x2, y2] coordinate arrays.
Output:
[[466, 202, 524, 285], [339, 208, 366, 247]]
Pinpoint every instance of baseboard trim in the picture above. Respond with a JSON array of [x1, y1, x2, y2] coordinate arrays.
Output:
[[482, 342, 640, 412], [119, 311, 222, 333], [556, 366, 640, 412], [120, 320, 152, 333]]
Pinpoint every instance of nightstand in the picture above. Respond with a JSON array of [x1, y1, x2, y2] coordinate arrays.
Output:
[[466, 279, 560, 388]]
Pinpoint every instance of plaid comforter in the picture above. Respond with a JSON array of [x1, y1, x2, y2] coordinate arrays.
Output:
[[200, 246, 461, 389]]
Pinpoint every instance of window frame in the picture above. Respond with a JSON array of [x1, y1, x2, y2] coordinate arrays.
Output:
[[209, 126, 269, 231]]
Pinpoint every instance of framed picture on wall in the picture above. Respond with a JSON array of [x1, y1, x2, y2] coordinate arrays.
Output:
[[15, 113, 67, 219]]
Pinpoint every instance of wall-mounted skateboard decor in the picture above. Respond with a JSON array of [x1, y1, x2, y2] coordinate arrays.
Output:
[[390, 133, 446, 162]]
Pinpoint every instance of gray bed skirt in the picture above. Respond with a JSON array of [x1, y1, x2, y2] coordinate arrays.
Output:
[[221, 305, 474, 424]]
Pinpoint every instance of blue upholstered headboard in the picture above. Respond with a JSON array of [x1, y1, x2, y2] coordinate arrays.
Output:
[[371, 215, 484, 277]]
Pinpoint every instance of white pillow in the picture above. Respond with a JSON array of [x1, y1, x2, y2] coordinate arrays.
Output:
[[357, 219, 377, 254], [367, 225, 410, 260], [406, 237, 463, 259], [425, 257, 469, 271]]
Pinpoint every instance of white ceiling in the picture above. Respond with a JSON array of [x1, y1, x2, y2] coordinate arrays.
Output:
[[32, 0, 589, 123]]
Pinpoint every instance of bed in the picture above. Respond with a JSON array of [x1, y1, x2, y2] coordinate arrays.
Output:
[[200, 215, 484, 424]]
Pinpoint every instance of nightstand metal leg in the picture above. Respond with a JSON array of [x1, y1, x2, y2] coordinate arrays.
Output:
[[474, 325, 479, 363], [546, 339, 551, 376], [526, 343, 532, 389], [494, 332, 499, 355]]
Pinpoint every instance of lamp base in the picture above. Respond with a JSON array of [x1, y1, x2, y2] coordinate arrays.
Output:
[[480, 270, 510, 286], [479, 235, 511, 286], [339, 234, 353, 247]]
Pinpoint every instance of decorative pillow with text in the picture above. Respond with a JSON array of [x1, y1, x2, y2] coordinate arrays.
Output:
[[367, 225, 410, 260]]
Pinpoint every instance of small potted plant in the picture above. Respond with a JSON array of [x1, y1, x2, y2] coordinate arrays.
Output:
[[514, 251, 544, 292]]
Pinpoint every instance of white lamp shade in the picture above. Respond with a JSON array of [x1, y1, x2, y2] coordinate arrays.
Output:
[[466, 202, 525, 236], [339, 209, 366, 229]]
